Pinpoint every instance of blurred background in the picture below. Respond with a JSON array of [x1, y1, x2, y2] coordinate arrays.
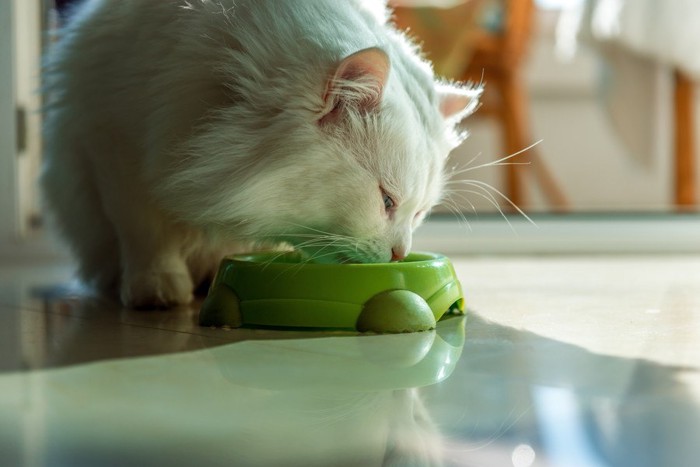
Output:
[[2, 0, 700, 252], [391, 0, 700, 215]]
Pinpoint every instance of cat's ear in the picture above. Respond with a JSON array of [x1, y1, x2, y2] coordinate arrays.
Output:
[[436, 82, 482, 122], [319, 47, 390, 123]]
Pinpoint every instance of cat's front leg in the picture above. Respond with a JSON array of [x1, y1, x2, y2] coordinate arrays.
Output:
[[120, 250, 193, 309], [89, 154, 196, 308], [108, 201, 195, 308]]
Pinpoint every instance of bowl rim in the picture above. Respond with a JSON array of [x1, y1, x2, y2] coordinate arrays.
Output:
[[221, 250, 449, 271]]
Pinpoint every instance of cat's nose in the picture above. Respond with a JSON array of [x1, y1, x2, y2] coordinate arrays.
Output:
[[391, 247, 407, 262]]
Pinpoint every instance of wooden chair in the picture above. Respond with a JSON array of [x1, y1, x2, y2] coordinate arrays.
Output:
[[673, 70, 696, 208], [392, 0, 568, 211]]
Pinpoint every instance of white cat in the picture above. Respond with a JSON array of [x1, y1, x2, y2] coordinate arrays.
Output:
[[41, 0, 481, 308]]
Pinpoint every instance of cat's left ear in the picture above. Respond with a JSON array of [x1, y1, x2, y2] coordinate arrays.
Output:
[[436, 82, 483, 123], [319, 47, 390, 124]]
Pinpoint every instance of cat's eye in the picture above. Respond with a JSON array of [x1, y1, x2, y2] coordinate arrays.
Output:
[[382, 191, 395, 211]]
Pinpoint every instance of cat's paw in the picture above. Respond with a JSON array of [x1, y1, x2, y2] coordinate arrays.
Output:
[[121, 269, 194, 309]]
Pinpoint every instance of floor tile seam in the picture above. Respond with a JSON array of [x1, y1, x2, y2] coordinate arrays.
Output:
[[0, 303, 237, 341]]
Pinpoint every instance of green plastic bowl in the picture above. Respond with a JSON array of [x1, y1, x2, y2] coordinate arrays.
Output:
[[199, 251, 465, 333]]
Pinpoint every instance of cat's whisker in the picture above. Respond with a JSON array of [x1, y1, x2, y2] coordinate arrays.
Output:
[[457, 186, 515, 232], [259, 249, 295, 270], [284, 223, 355, 241], [443, 187, 479, 216], [251, 230, 355, 268], [484, 139, 542, 167], [292, 236, 339, 247], [447, 158, 533, 179], [464, 151, 483, 169], [461, 179, 536, 227], [254, 228, 369, 265], [447, 176, 538, 234], [257, 235, 344, 269], [446, 160, 531, 180], [449, 152, 483, 176], [275, 224, 363, 264], [263, 237, 350, 276], [304, 246, 347, 264], [296, 236, 349, 264], [450, 198, 475, 230], [440, 194, 472, 231], [446, 140, 542, 178], [257, 233, 332, 239]]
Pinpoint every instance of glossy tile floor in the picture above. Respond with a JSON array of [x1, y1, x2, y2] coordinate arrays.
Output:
[[1, 254, 699, 466]]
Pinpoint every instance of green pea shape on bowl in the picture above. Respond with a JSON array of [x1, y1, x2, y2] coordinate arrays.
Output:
[[200, 251, 465, 333]]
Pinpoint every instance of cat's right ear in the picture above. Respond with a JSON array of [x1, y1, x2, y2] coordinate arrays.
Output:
[[319, 47, 390, 124], [436, 82, 483, 123]]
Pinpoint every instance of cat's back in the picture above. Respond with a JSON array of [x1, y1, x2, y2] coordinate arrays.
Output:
[[46, 0, 396, 136], [51, 0, 390, 84]]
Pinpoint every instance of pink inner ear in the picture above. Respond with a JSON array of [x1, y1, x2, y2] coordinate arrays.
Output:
[[437, 85, 482, 121], [320, 47, 390, 121], [335, 47, 390, 85]]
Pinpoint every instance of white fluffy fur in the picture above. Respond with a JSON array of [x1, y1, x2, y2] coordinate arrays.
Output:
[[41, 0, 481, 308]]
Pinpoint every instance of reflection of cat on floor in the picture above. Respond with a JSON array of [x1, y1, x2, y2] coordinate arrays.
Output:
[[198, 319, 465, 466], [383, 388, 445, 466], [229, 387, 446, 467]]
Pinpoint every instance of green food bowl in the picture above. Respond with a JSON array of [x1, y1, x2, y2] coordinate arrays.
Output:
[[199, 251, 464, 333]]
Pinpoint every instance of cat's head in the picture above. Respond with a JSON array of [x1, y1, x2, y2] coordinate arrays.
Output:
[[159, 47, 479, 263], [264, 47, 480, 263]]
